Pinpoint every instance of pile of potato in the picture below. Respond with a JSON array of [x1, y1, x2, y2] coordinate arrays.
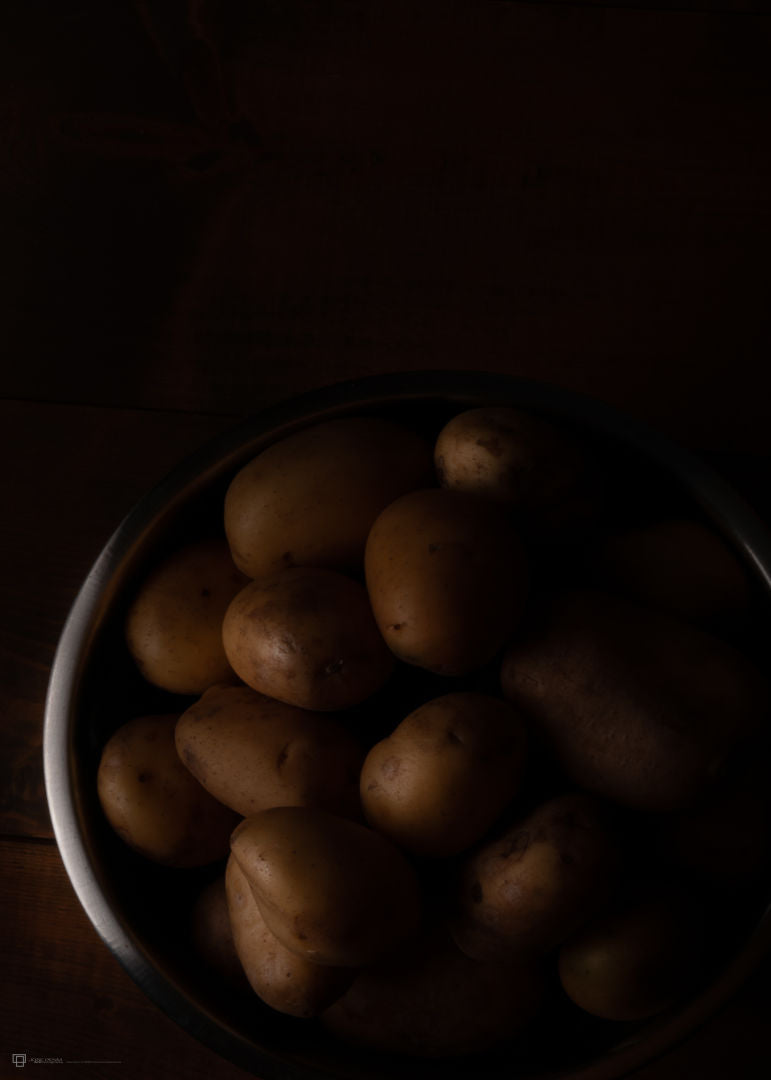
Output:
[[97, 406, 771, 1060]]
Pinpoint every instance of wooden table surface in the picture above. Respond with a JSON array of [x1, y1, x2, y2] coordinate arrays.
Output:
[[3, 1, 771, 1076]]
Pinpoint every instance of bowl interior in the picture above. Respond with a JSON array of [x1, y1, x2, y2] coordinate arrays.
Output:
[[47, 373, 771, 1080]]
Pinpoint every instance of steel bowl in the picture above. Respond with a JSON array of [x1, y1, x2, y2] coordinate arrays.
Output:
[[44, 371, 771, 1079]]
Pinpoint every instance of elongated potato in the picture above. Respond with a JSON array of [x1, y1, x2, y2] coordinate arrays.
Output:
[[501, 590, 769, 812], [364, 488, 528, 676], [225, 855, 354, 1017], [97, 714, 239, 867], [360, 692, 528, 857], [224, 417, 433, 578], [176, 684, 365, 819], [230, 807, 421, 967]]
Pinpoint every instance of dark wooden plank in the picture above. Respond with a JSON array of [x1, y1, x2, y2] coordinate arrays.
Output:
[[0, 401, 239, 839], [1, 2, 770, 453], [0, 838, 253, 1079]]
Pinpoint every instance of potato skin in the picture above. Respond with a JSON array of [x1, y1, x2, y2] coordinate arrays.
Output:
[[434, 406, 602, 539], [321, 927, 545, 1058], [448, 793, 618, 961], [190, 876, 249, 988], [222, 568, 393, 711], [176, 684, 364, 819], [360, 692, 528, 857], [558, 883, 703, 1021], [224, 417, 433, 578], [500, 589, 769, 812], [96, 714, 239, 867], [364, 488, 528, 676], [125, 538, 247, 695], [230, 807, 421, 967], [225, 855, 354, 1017]]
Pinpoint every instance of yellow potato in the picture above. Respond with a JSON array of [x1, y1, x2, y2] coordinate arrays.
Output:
[[434, 406, 603, 540], [360, 692, 528, 857], [501, 589, 769, 812], [222, 567, 394, 711], [96, 714, 239, 867], [225, 855, 354, 1017], [321, 927, 545, 1057], [364, 488, 528, 675], [230, 807, 421, 967], [224, 417, 433, 578], [448, 793, 618, 961], [125, 538, 247, 695], [176, 684, 365, 819]]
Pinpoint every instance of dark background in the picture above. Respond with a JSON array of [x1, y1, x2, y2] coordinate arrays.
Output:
[[2, 1, 770, 1077]]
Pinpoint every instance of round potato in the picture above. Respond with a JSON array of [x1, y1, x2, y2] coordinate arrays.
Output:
[[558, 883, 705, 1021], [364, 488, 528, 676], [501, 589, 769, 812], [222, 567, 394, 711], [125, 538, 247, 695], [448, 793, 618, 961], [321, 927, 545, 1058], [230, 807, 421, 967], [434, 406, 603, 539], [176, 684, 365, 819], [225, 855, 354, 1017], [97, 714, 239, 867], [360, 692, 528, 857], [224, 417, 433, 579]]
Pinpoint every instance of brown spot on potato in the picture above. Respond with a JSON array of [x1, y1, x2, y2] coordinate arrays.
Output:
[[476, 436, 504, 457], [281, 550, 295, 565], [381, 756, 401, 780], [324, 659, 344, 677], [137, 771, 153, 783], [200, 587, 211, 598], [276, 742, 290, 771], [388, 622, 404, 631], [445, 729, 463, 746]]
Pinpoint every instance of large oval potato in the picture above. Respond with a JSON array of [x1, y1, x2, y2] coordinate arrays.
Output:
[[97, 714, 239, 867], [321, 927, 545, 1058], [360, 692, 528, 857], [222, 568, 394, 710], [230, 807, 421, 967], [501, 589, 769, 812], [225, 855, 354, 1017], [224, 417, 433, 579], [364, 488, 528, 675], [448, 793, 618, 961], [176, 684, 364, 819], [125, 538, 247, 695], [434, 406, 603, 540], [558, 883, 705, 1021]]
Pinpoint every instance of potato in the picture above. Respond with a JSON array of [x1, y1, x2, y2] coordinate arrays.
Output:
[[230, 807, 421, 967], [176, 684, 364, 819], [501, 589, 769, 812], [225, 855, 354, 1017], [364, 488, 528, 676], [592, 517, 752, 629], [360, 692, 528, 857], [558, 883, 704, 1021], [125, 538, 247, 695], [96, 714, 239, 867], [190, 876, 249, 988], [321, 927, 545, 1057], [222, 568, 393, 711], [448, 793, 618, 961], [224, 417, 433, 579], [434, 406, 603, 539]]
